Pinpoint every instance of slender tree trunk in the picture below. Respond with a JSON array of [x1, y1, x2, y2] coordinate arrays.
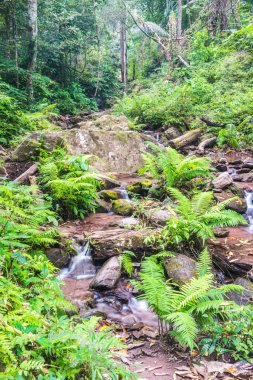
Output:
[[11, 0, 19, 88], [93, 0, 101, 98], [4, 1, 11, 60], [177, 0, 182, 45], [27, 0, 38, 99], [120, 11, 127, 92]]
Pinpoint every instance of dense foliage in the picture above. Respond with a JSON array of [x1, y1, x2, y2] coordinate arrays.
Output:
[[0, 179, 136, 379], [135, 249, 243, 349], [39, 149, 100, 219], [118, 22, 253, 148]]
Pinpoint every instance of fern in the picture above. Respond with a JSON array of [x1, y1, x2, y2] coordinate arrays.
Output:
[[140, 142, 213, 192], [137, 249, 244, 350], [161, 188, 247, 245], [121, 251, 136, 276]]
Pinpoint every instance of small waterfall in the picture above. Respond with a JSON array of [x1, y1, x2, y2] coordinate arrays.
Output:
[[116, 187, 131, 201], [58, 242, 96, 280], [246, 192, 253, 226]]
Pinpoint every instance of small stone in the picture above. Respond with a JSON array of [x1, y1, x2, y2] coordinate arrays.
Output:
[[112, 199, 135, 216], [243, 157, 253, 169], [147, 209, 175, 226], [118, 217, 140, 228], [95, 199, 111, 213], [89, 256, 122, 290], [229, 159, 242, 165], [164, 254, 196, 286], [219, 158, 228, 164], [216, 164, 227, 172], [213, 227, 229, 238], [228, 277, 253, 305], [214, 190, 247, 214], [127, 179, 153, 195], [212, 172, 233, 189], [99, 189, 124, 201]]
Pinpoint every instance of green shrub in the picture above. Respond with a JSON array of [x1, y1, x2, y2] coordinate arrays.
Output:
[[139, 142, 213, 193], [135, 249, 243, 349], [0, 180, 58, 249], [159, 188, 247, 247], [199, 306, 253, 361], [39, 149, 100, 219]]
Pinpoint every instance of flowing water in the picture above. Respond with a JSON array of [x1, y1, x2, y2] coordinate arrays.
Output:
[[58, 242, 96, 280], [245, 191, 253, 231]]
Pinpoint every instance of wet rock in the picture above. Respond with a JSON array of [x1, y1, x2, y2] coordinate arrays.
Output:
[[89, 256, 122, 290], [45, 247, 71, 269], [170, 128, 202, 149], [147, 209, 174, 226], [237, 168, 252, 174], [127, 179, 153, 196], [216, 164, 227, 172], [214, 190, 247, 214], [213, 227, 229, 238], [80, 310, 108, 319], [219, 158, 228, 165], [118, 217, 140, 229], [89, 228, 159, 259], [212, 172, 233, 189], [243, 157, 253, 169], [228, 277, 253, 305], [112, 199, 136, 216], [95, 199, 111, 213], [229, 159, 242, 165], [164, 254, 196, 286], [95, 174, 121, 189], [164, 127, 181, 140], [234, 171, 253, 182], [99, 189, 124, 201]]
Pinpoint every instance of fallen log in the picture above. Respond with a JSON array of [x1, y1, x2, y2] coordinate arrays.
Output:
[[170, 128, 202, 149], [200, 116, 225, 127], [197, 136, 217, 154], [14, 164, 38, 184]]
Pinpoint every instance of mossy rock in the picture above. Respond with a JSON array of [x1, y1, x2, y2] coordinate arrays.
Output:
[[99, 189, 123, 201], [112, 199, 135, 216], [164, 254, 196, 286], [127, 179, 152, 195]]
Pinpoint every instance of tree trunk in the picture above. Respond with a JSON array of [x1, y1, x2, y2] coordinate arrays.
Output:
[[177, 0, 182, 45], [11, 0, 19, 87], [4, 1, 11, 60], [93, 0, 101, 98], [27, 0, 38, 99], [120, 12, 127, 92]]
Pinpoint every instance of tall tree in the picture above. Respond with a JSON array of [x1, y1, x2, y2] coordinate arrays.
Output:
[[120, 7, 127, 92], [27, 0, 37, 98], [177, 0, 182, 44]]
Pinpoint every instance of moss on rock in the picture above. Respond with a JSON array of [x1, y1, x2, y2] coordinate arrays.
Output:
[[127, 179, 152, 195], [112, 199, 135, 216]]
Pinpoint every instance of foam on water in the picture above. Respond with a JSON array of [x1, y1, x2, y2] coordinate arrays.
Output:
[[58, 242, 96, 280]]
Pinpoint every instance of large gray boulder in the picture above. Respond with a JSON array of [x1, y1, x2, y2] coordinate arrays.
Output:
[[164, 254, 196, 285], [228, 277, 253, 305], [10, 114, 156, 173], [147, 209, 175, 226], [212, 172, 233, 189], [89, 256, 122, 290]]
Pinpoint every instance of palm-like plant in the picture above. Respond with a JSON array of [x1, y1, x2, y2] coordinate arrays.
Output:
[[139, 142, 213, 191], [162, 188, 247, 245], [135, 249, 243, 349]]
